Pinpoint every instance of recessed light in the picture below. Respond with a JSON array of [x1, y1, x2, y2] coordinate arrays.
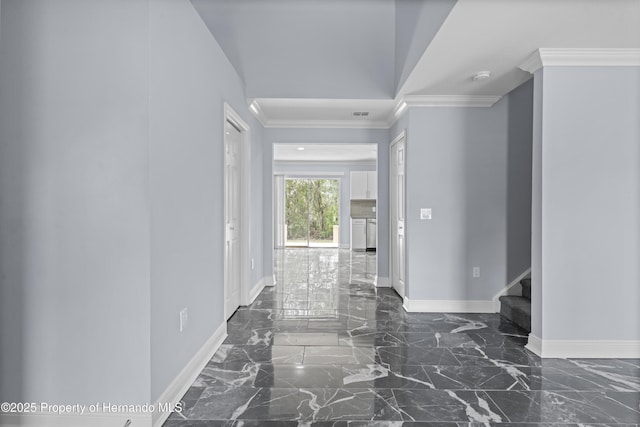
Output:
[[297, 147, 305, 151], [473, 71, 491, 81]]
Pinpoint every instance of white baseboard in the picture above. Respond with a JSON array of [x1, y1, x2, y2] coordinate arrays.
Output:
[[526, 334, 640, 358], [0, 412, 151, 427], [375, 276, 390, 288], [0, 324, 229, 427], [151, 322, 227, 427], [339, 243, 350, 249], [493, 268, 531, 312], [525, 333, 543, 356], [403, 297, 495, 313], [248, 276, 271, 304]]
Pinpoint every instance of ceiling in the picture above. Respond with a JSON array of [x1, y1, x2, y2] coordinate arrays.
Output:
[[192, 0, 640, 127], [273, 143, 377, 163]]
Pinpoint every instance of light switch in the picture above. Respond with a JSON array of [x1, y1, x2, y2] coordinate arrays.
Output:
[[420, 208, 432, 220]]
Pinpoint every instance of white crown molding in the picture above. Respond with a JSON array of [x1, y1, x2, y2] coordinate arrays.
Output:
[[247, 99, 268, 127], [402, 95, 501, 108], [262, 119, 390, 129], [526, 334, 640, 358], [250, 94, 502, 130], [386, 99, 408, 128], [520, 48, 640, 74], [274, 159, 376, 166], [403, 297, 495, 313]]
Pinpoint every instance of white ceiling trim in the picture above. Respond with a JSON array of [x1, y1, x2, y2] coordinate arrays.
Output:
[[249, 95, 503, 129], [263, 119, 391, 129], [520, 48, 640, 74], [403, 95, 501, 107], [248, 100, 268, 127]]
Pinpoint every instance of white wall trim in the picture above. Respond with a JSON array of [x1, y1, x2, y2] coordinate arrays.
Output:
[[339, 243, 350, 249], [274, 171, 346, 177], [375, 276, 390, 288], [0, 412, 151, 427], [248, 276, 269, 304], [151, 322, 227, 427], [0, 318, 226, 427], [402, 94, 501, 108], [403, 297, 495, 313], [492, 268, 531, 312], [249, 95, 502, 130], [275, 160, 376, 167], [262, 119, 390, 129], [525, 333, 543, 356], [264, 275, 275, 287], [526, 334, 640, 358], [247, 99, 268, 127], [520, 48, 640, 74]]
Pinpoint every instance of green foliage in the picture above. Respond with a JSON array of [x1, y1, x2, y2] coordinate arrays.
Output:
[[285, 179, 339, 242]]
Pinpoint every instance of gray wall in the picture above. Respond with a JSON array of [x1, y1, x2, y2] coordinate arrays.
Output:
[[0, 0, 265, 406], [264, 128, 390, 280], [392, 83, 533, 302], [0, 0, 151, 404], [273, 161, 376, 247], [506, 79, 534, 282], [531, 66, 640, 341], [191, 0, 395, 99], [394, 0, 457, 93], [531, 69, 544, 336], [403, 105, 508, 300], [148, 0, 264, 401]]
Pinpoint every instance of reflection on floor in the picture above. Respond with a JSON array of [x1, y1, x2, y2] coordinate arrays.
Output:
[[164, 248, 640, 426]]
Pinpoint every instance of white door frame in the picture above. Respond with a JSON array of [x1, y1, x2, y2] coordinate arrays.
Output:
[[224, 103, 252, 319], [389, 130, 407, 299]]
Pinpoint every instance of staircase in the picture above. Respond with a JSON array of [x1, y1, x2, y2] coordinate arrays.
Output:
[[499, 277, 531, 332]]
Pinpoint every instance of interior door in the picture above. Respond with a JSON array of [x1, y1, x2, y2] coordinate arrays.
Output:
[[224, 120, 242, 318], [390, 135, 406, 298]]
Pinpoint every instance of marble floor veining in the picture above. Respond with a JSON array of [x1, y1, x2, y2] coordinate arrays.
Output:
[[164, 248, 640, 426]]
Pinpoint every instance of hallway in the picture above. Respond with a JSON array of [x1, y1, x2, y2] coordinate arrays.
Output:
[[164, 249, 640, 425]]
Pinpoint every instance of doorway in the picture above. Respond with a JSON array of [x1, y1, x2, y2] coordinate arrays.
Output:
[[390, 132, 406, 298], [224, 104, 251, 320], [285, 178, 340, 248]]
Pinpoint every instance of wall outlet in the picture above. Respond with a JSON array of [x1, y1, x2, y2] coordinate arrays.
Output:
[[473, 267, 480, 278], [420, 208, 432, 220], [179, 308, 188, 332]]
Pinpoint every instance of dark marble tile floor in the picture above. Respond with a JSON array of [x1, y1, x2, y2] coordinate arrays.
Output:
[[164, 248, 640, 426]]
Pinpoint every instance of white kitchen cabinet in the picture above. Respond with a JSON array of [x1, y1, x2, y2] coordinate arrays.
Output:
[[351, 218, 366, 251], [350, 171, 377, 200], [367, 171, 377, 199]]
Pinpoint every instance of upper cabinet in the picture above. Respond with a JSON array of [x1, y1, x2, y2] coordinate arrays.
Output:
[[350, 171, 377, 200]]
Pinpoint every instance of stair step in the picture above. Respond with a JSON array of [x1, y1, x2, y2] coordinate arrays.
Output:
[[521, 277, 531, 300], [499, 295, 531, 332]]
